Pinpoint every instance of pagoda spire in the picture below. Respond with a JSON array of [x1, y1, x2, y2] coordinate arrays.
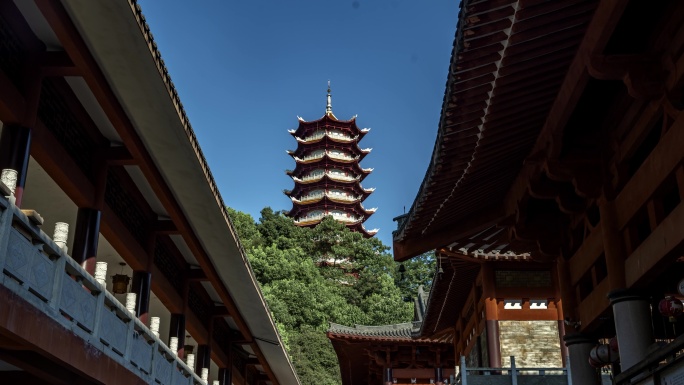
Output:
[[326, 81, 333, 116]]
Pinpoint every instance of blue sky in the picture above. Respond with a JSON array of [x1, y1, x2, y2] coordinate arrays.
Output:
[[138, 0, 458, 248]]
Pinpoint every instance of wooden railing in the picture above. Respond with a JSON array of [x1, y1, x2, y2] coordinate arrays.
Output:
[[0, 194, 205, 385]]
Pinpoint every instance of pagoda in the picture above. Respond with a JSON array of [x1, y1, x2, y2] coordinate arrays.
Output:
[[284, 83, 378, 237]]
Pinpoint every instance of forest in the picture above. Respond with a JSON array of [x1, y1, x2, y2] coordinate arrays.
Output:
[[227, 207, 435, 385]]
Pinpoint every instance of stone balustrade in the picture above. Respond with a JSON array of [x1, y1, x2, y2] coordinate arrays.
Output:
[[0, 193, 205, 385], [456, 356, 572, 385]]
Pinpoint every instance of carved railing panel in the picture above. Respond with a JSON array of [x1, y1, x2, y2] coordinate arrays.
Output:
[[154, 348, 174, 384], [130, 334, 153, 374], [100, 308, 128, 355], [60, 273, 97, 332]]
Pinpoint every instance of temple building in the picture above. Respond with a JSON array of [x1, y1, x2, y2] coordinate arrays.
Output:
[[0, 1, 299, 385], [327, 287, 456, 385], [393, 1, 684, 385], [284, 84, 378, 237]]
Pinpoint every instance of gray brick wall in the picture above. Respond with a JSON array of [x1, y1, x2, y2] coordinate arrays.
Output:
[[499, 320, 562, 368]]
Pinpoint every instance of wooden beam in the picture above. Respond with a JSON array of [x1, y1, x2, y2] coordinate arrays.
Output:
[[212, 305, 235, 318], [578, 278, 610, 331], [625, 200, 684, 287], [0, 67, 26, 125], [151, 219, 179, 235], [615, 111, 684, 229], [39, 51, 80, 77], [0, 350, 88, 385], [186, 268, 208, 282], [568, 226, 604, 285], [502, 0, 629, 222], [101, 146, 136, 166]]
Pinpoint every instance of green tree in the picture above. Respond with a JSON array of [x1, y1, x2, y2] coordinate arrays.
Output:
[[227, 207, 429, 385], [395, 252, 436, 300]]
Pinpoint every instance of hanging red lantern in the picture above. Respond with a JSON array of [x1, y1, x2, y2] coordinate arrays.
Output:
[[588, 353, 603, 368], [658, 296, 684, 322], [589, 344, 618, 367]]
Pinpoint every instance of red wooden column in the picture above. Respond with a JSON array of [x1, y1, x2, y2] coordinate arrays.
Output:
[[169, 313, 186, 358], [131, 270, 151, 323], [0, 124, 32, 206], [218, 367, 232, 385], [599, 200, 627, 291], [196, 344, 211, 377], [218, 343, 233, 385], [71, 208, 101, 275], [197, 315, 213, 376], [170, 280, 191, 358], [132, 235, 155, 324], [72, 156, 108, 276], [481, 264, 501, 368], [551, 260, 568, 366]]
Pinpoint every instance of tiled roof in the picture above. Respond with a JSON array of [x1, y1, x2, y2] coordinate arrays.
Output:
[[328, 322, 422, 340], [393, 0, 598, 257]]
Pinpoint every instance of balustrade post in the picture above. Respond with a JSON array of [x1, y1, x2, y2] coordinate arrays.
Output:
[[383, 367, 393, 385], [91, 286, 106, 341], [123, 311, 137, 362], [149, 339, 159, 382], [460, 356, 468, 385], [510, 356, 517, 385], [435, 367, 443, 385], [49, 253, 67, 311]]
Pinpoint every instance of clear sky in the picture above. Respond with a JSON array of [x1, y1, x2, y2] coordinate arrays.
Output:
[[137, 0, 458, 248]]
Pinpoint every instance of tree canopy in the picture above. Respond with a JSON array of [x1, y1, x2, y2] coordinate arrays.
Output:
[[227, 207, 434, 385]]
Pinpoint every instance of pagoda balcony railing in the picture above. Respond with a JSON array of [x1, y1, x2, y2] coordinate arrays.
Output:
[[292, 172, 359, 184], [293, 151, 358, 164], [295, 213, 362, 225], [295, 131, 357, 144], [326, 152, 357, 162], [294, 153, 325, 162], [327, 172, 358, 182], [326, 193, 361, 203], [292, 192, 325, 203], [300, 172, 325, 182], [0, 194, 205, 385], [292, 191, 362, 204]]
